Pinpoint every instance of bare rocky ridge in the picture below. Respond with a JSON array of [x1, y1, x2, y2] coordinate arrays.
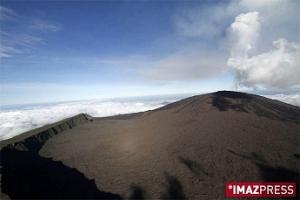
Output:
[[0, 113, 93, 151], [1, 91, 299, 199], [1, 114, 121, 199]]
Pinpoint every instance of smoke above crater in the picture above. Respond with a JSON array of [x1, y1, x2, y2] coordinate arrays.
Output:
[[227, 11, 300, 89]]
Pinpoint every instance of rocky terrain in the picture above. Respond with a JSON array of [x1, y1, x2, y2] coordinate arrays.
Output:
[[1, 91, 299, 199]]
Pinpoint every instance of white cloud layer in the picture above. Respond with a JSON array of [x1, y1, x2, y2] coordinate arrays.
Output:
[[227, 8, 300, 89], [0, 98, 174, 141], [229, 38, 300, 88], [1, 93, 299, 141], [263, 93, 300, 107]]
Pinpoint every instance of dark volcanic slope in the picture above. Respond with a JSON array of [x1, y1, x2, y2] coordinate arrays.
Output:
[[0, 114, 121, 199], [1, 91, 300, 199]]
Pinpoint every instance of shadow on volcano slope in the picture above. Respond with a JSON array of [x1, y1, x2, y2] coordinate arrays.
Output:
[[178, 157, 211, 178], [1, 114, 121, 199], [0, 148, 122, 199], [128, 185, 145, 200], [256, 164, 300, 198], [160, 173, 186, 200], [227, 149, 300, 198], [212, 91, 251, 112], [212, 91, 300, 123]]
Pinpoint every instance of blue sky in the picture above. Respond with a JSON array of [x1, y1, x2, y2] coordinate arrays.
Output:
[[1, 0, 299, 105]]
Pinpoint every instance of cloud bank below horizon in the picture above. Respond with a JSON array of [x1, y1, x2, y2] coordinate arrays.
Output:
[[0, 98, 172, 141], [1, 93, 299, 141]]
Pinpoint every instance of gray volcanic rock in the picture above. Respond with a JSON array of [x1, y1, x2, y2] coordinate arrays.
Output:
[[1, 114, 121, 199], [1, 91, 299, 199], [0, 113, 93, 151]]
